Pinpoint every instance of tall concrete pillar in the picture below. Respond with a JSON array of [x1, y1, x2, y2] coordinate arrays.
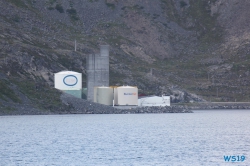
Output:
[[87, 45, 109, 101], [100, 45, 109, 57]]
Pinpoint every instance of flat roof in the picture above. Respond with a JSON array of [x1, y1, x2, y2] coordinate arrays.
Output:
[[55, 71, 81, 74]]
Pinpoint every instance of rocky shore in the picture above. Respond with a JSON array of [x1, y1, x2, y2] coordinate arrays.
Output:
[[3, 93, 250, 116], [60, 93, 192, 114], [0, 93, 192, 115], [0, 95, 191, 116], [185, 102, 250, 110]]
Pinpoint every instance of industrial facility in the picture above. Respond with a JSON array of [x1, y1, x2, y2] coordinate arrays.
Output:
[[54, 45, 170, 107]]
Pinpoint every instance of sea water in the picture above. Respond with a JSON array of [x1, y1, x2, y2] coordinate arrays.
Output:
[[0, 110, 249, 166]]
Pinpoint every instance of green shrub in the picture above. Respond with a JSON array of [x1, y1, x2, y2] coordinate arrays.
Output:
[[106, 3, 115, 9], [56, 4, 64, 13], [66, 8, 79, 21], [47, 6, 54, 10], [12, 15, 20, 22], [67, 8, 76, 14], [180, 1, 187, 8], [48, 0, 56, 5], [69, 0, 73, 8], [0, 80, 21, 103], [7, 0, 27, 8]]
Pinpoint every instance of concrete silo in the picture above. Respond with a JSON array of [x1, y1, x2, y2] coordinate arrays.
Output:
[[87, 45, 109, 101]]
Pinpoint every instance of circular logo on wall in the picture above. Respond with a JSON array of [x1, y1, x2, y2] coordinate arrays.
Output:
[[63, 75, 78, 86]]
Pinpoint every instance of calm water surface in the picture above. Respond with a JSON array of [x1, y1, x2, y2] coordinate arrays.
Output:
[[0, 110, 249, 166]]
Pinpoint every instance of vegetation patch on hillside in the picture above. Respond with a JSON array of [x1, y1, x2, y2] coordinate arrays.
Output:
[[11, 78, 63, 110], [0, 79, 21, 103], [66, 8, 79, 21], [7, 0, 27, 8], [55, 4, 64, 13]]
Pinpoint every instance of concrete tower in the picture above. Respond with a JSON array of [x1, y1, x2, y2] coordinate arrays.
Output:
[[87, 45, 109, 101]]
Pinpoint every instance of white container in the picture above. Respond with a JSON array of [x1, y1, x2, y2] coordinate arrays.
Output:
[[138, 96, 170, 107], [54, 71, 82, 90], [114, 86, 138, 106], [96, 87, 113, 105]]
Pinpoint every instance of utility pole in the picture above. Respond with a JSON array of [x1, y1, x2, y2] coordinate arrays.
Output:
[[74, 40, 76, 51], [217, 87, 218, 97]]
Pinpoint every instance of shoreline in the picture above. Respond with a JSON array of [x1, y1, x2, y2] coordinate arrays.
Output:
[[181, 102, 250, 110], [2, 94, 250, 115]]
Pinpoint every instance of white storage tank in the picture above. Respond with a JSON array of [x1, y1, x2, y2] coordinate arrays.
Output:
[[114, 86, 138, 106], [54, 71, 82, 90], [96, 87, 113, 105]]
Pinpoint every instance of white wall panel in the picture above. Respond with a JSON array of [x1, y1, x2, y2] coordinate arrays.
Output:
[[54, 71, 82, 90]]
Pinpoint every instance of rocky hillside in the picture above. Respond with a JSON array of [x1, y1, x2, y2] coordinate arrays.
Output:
[[1, 0, 250, 113]]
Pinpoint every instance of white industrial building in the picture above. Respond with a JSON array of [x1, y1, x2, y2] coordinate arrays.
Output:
[[54, 71, 82, 90], [114, 86, 138, 106], [138, 96, 170, 107], [54, 71, 82, 98]]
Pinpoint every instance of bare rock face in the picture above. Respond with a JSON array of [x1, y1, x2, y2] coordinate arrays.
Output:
[[211, 0, 250, 52], [120, 44, 156, 63], [170, 88, 206, 103]]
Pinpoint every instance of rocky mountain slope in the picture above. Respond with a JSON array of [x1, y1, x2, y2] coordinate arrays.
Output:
[[1, 0, 250, 113]]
